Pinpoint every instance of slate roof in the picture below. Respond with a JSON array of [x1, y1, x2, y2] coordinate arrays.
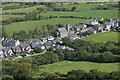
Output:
[[1, 39, 17, 47], [89, 29, 96, 32], [74, 24, 86, 29], [20, 43, 30, 48], [31, 43, 42, 49], [52, 39, 61, 44], [96, 18, 104, 21], [95, 25, 104, 28], [104, 22, 111, 25], [44, 41, 53, 46], [57, 28, 67, 33], [84, 19, 98, 24], [2, 48, 12, 53], [12, 46, 21, 51]]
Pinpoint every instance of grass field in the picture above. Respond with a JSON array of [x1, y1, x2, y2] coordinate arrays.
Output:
[[2, 15, 25, 20], [82, 31, 119, 43], [61, 3, 101, 11], [42, 10, 118, 18], [2, 3, 21, 8], [2, 5, 47, 14], [38, 61, 119, 74], [3, 18, 87, 36]]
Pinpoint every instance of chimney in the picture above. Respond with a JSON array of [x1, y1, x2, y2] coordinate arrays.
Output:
[[66, 24, 70, 32]]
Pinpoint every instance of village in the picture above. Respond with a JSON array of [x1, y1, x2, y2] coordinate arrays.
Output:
[[0, 18, 119, 60]]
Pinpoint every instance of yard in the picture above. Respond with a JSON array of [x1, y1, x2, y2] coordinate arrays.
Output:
[[82, 31, 119, 43], [37, 61, 119, 74]]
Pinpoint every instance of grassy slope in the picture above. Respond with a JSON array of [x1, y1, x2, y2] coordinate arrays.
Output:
[[82, 31, 119, 43], [2, 3, 21, 8], [3, 18, 87, 36], [42, 10, 118, 18], [2, 15, 25, 20], [38, 61, 119, 74], [61, 3, 100, 11], [2, 5, 46, 14]]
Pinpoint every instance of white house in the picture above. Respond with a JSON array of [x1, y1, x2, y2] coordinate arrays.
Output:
[[103, 22, 111, 31]]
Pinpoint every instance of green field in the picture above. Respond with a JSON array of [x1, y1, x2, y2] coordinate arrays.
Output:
[[42, 10, 118, 18], [2, 15, 25, 20], [61, 3, 101, 11], [2, 5, 47, 14], [38, 61, 119, 74], [83, 31, 119, 43], [2, 3, 21, 8], [3, 18, 87, 36]]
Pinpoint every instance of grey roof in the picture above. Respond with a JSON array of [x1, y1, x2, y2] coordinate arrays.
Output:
[[89, 29, 96, 32], [31, 43, 42, 49], [12, 46, 21, 51], [40, 37, 48, 41], [1, 39, 17, 47], [57, 28, 67, 33], [44, 41, 53, 46], [104, 22, 111, 25], [20, 43, 30, 48], [52, 39, 61, 44], [2, 48, 12, 52], [30, 39, 42, 44], [74, 24, 86, 29], [95, 25, 104, 28], [96, 18, 104, 21], [110, 20, 117, 23], [84, 19, 98, 24]]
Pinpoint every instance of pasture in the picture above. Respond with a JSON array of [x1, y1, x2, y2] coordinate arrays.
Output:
[[38, 61, 119, 74], [2, 3, 21, 8], [3, 18, 87, 36], [82, 31, 119, 43], [2, 15, 25, 20], [2, 5, 47, 14], [41, 10, 118, 18]]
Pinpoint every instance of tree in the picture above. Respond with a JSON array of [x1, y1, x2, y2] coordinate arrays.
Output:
[[71, 6, 76, 11], [34, 48, 43, 53], [2, 75, 14, 80], [62, 37, 72, 46]]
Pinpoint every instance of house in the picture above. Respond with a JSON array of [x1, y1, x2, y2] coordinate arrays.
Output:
[[84, 19, 99, 25], [44, 41, 55, 48], [68, 34, 79, 40], [8, 40, 20, 47], [88, 29, 97, 34], [52, 39, 62, 44], [57, 45, 66, 49], [31, 43, 45, 49], [20, 43, 32, 52], [95, 25, 104, 32], [74, 24, 87, 31], [56, 28, 68, 38], [1, 39, 20, 47], [56, 24, 75, 38], [45, 36, 54, 41], [40, 38, 48, 43], [103, 22, 111, 31], [0, 50, 3, 58], [2, 48, 14, 56], [96, 18, 104, 21], [30, 39, 42, 44], [0, 37, 4, 42], [11, 46, 21, 53], [109, 19, 119, 27]]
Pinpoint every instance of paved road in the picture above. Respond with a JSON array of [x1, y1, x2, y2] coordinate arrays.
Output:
[[12, 50, 46, 60]]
